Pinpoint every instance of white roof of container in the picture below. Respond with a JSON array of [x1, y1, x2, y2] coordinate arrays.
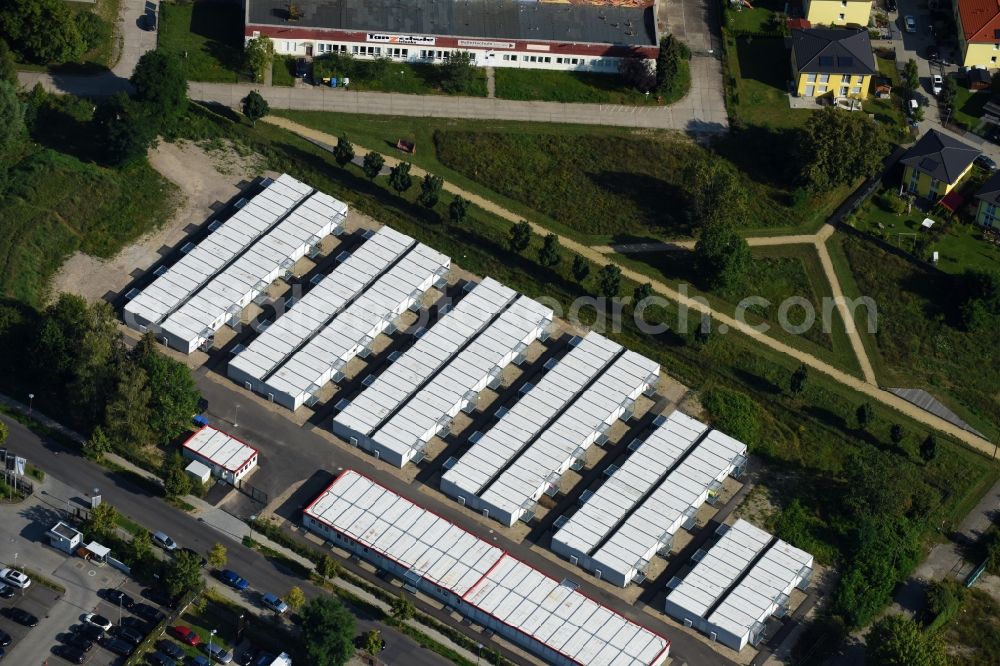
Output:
[[307, 470, 670, 666], [265, 242, 449, 401], [182, 426, 258, 472], [305, 470, 504, 596], [371, 294, 552, 460], [591, 424, 748, 580], [664, 519, 773, 620], [229, 227, 415, 382], [476, 349, 660, 519], [553, 411, 708, 558], [441, 332, 622, 499], [463, 554, 670, 666], [333, 278, 516, 437], [125, 174, 312, 326], [707, 537, 812, 643], [161, 191, 347, 345]]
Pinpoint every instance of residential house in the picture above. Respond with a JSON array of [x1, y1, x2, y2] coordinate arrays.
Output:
[[955, 0, 1000, 68], [974, 170, 1000, 227], [802, 0, 872, 27], [791, 28, 876, 99], [900, 130, 981, 199]]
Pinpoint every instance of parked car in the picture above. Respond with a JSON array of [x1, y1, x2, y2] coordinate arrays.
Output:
[[218, 569, 249, 591], [157, 639, 186, 659], [260, 593, 288, 614], [54, 645, 86, 664], [204, 643, 233, 664], [904, 15, 917, 32], [74, 624, 104, 641], [927, 44, 940, 61], [121, 616, 150, 634], [83, 613, 113, 632], [0, 568, 30, 589], [2, 607, 37, 626], [295, 58, 308, 78], [976, 154, 998, 170], [135, 603, 167, 623], [148, 651, 178, 666], [172, 625, 201, 646], [0, 630, 9, 647], [115, 625, 144, 646], [932, 74, 943, 95], [106, 589, 136, 609], [63, 633, 93, 651], [0, 583, 14, 599], [153, 532, 178, 551], [187, 656, 211, 666], [102, 637, 134, 657]]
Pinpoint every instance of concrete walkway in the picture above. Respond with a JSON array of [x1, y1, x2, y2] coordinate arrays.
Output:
[[263, 115, 995, 455]]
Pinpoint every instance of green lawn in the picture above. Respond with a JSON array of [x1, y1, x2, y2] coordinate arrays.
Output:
[[312, 56, 487, 96], [272, 55, 295, 87], [493, 66, 686, 105], [726, 34, 813, 129], [951, 87, 989, 132], [942, 587, 1000, 665], [158, 0, 245, 82], [723, 0, 787, 33]]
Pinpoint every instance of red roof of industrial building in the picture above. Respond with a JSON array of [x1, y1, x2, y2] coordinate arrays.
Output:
[[957, 0, 1000, 43]]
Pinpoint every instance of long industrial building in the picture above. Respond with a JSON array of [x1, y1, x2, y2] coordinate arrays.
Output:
[[550, 411, 748, 587], [440, 332, 660, 527], [123, 174, 348, 353], [663, 519, 813, 652], [332, 278, 553, 467], [304, 470, 671, 666]]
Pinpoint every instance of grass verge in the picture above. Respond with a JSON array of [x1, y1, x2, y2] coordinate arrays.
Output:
[[493, 67, 686, 105], [158, 0, 245, 82]]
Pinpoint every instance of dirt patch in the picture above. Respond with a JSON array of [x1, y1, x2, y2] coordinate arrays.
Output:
[[49, 140, 267, 304]]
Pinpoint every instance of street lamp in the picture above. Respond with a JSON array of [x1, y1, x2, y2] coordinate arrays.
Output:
[[234, 405, 240, 428], [477, 643, 483, 665], [209, 628, 217, 656], [118, 594, 123, 625], [27, 393, 33, 415], [248, 514, 257, 542]]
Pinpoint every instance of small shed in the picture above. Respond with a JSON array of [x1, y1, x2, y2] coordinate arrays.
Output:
[[969, 68, 991, 91], [80, 541, 110, 563], [185, 459, 212, 485], [46, 521, 82, 555], [874, 77, 893, 99]]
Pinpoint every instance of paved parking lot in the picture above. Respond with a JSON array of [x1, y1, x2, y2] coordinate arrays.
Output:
[[0, 581, 60, 657]]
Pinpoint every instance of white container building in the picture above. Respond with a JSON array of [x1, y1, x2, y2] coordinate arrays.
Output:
[[663, 519, 812, 651], [262, 241, 450, 410], [439, 332, 623, 516], [159, 190, 348, 353], [332, 278, 517, 455], [181, 426, 260, 484], [367, 294, 553, 467], [123, 174, 313, 334], [303, 470, 671, 666], [227, 226, 418, 393]]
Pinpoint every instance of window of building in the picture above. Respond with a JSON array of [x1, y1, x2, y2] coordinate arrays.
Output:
[[806, 73, 816, 83], [544, 56, 551, 63], [571, 58, 579, 64], [838, 13, 845, 20], [352, 45, 359, 55], [993, 56, 998, 64], [840, 86, 849, 96], [851, 86, 862, 95], [556, 57, 563, 64], [985, 203, 998, 227], [817, 86, 828, 94], [908, 170, 920, 192], [818, 74, 830, 84], [841, 0, 847, 5]]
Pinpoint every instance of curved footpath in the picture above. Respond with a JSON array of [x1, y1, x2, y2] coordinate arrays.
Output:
[[265, 115, 993, 456]]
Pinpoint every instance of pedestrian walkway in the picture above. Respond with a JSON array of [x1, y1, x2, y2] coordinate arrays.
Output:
[[485, 66, 496, 99]]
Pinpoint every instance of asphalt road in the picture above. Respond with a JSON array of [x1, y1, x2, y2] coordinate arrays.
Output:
[[0, 414, 447, 666]]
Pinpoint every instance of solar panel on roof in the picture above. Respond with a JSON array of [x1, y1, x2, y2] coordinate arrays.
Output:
[[837, 56, 853, 67], [818, 56, 834, 66], [920, 157, 939, 172]]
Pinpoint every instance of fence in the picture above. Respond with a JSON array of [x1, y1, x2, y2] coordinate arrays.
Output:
[[0, 468, 34, 498], [234, 478, 268, 506]]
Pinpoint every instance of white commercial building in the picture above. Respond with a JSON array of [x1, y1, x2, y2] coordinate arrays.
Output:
[[663, 519, 813, 652], [332, 278, 517, 460], [366, 292, 552, 467], [303, 470, 671, 666], [443, 335, 660, 527], [552, 412, 749, 587], [123, 174, 313, 336], [158, 190, 347, 353], [181, 426, 260, 484], [260, 239, 449, 410], [228, 226, 417, 393]]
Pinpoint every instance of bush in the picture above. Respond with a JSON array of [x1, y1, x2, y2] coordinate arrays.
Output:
[[75, 11, 109, 52], [702, 386, 762, 448]]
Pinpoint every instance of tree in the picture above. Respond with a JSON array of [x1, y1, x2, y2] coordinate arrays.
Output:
[[208, 543, 228, 569], [903, 59, 919, 92], [390, 593, 415, 621], [244, 36, 275, 83], [890, 424, 905, 447], [920, 434, 938, 463], [0, 80, 25, 159], [285, 586, 306, 611], [242, 91, 269, 126], [439, 51, 475, 94], [0, 39, 17, 85], [508, 221, 531, 253], [75, 11, 109, 52], [127, 528, 152, 563], [130, 49, 188, 128], [684, 158, 750, 228], [633, 282, 653, 303], [572, 255, 590, 283], [939, 75, 958, 110], [702, 387, 762, 449], [693, 219, 752, 290], [417, 173, 443, 209], [655, 34, 688, 97], [133, 333, 200, 446], [448, 196, 469, 226], [362, 151, 384, 180], [165, 549, 203, 599], [774, 499, 817, 552], [866, 614, 946, 666], [0, 0, 84, 64], [333, 133, 355, 167], [388, 162, 413, 195], [92, 92, 155, 166], [317, 553, 340, 579], [856, 402, 874, 430], [363, 630, 382, 657], [298, 596, 356, 666], [797, 107, 890, 192], [86, 501, 119, 541], [956, 270, 1000, 331], [789, 363, 808, 396], [0, 420, 6, 446], [597, 264, 622, 299], [538, 234, 561, 268], [162, 453, 192, 498]]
